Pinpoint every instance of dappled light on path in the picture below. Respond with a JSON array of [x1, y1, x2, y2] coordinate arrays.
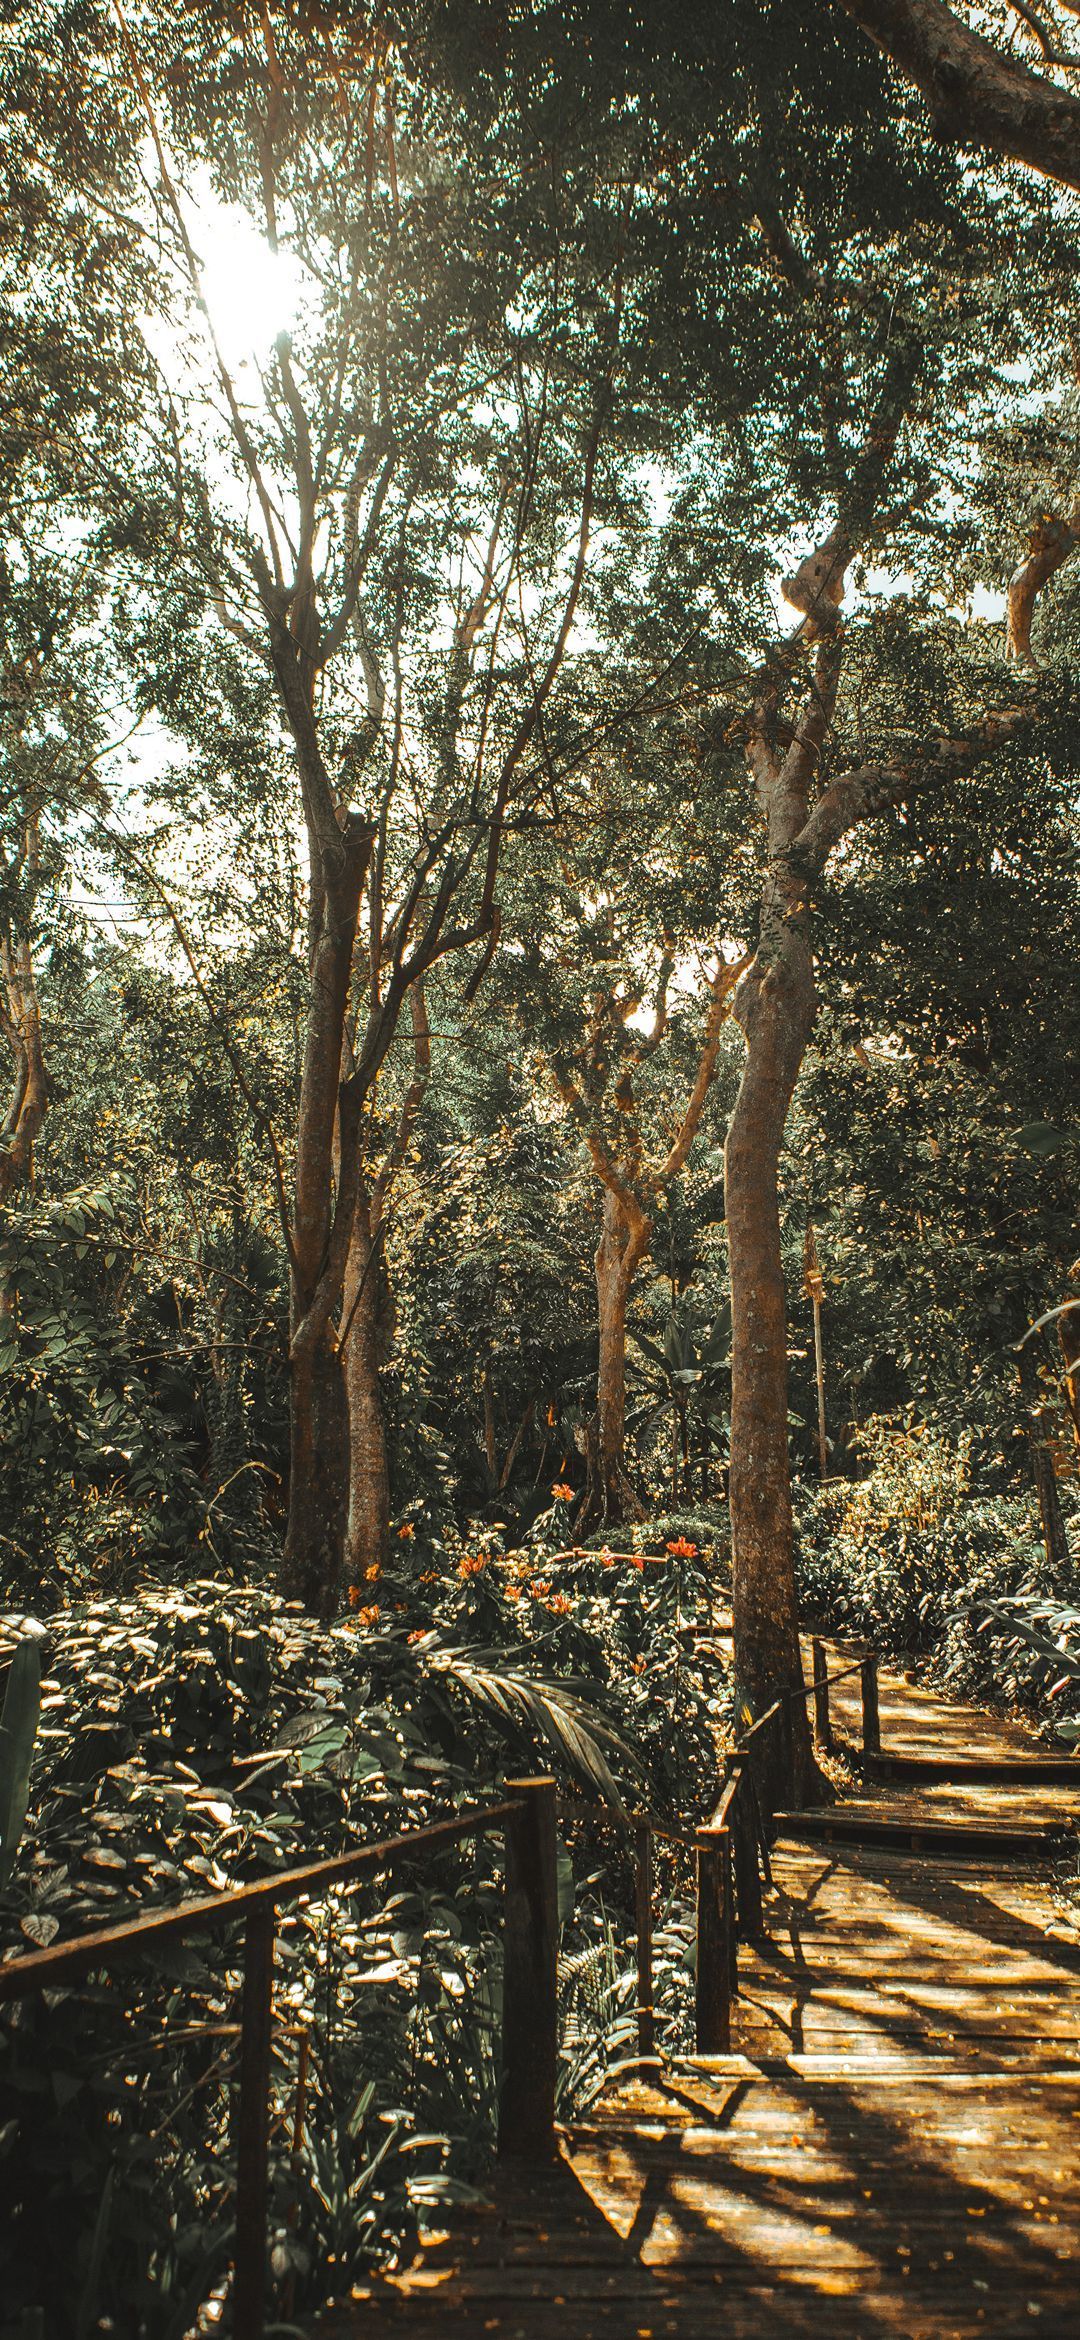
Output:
[[319, 1660, 1080, 2337]]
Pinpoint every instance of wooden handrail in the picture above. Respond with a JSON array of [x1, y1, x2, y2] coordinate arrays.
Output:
[[0, 1786, 550, 2340], [556, 1639, 887, 2066], [0, 1796, 523, 2000], [2, 1627, 889, 2328], [740, 1655, 866, 1749]]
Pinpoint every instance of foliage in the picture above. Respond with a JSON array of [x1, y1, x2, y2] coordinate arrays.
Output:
[[0, 1186, 229, 1604], [796, 1418, 1080, 1722], [0, 1541, 727, 2334], [4, 0, 1080, 2321]]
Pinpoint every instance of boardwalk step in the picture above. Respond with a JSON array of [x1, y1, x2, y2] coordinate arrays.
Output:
[[773, 1806, 1074, 1857], [865, 1752, 1080, 1785]]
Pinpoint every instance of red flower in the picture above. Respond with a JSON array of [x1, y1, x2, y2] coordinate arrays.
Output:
[[666, 1536, 698, 1559], [551, 1482, 575, 1502]]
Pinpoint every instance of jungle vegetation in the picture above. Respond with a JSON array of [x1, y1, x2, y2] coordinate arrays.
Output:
[[2, 1, 1080, 2329]]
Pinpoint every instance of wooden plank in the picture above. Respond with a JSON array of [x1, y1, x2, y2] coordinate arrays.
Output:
[[868, 1753, 1080, 1785], [315, 1643, 1080, 2339]]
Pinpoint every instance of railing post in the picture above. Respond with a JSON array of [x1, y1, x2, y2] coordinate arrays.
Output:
[[695, 1824, 732, 2054], [234, 1903, 276, 2340], [500, 1777, 558, 2160], [730, 1767, 763, 1940], [635, 1822, 655, 2064], [812, 1638, 832, 1751], [861, 1653, 881, 1757]]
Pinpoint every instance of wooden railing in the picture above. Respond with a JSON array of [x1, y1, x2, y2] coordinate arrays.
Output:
[[0, 1778, 559, 2340], [563, 1641, 884, 2064], [693, 1642, 881, 2051], [0, 1640, 881, 2332]]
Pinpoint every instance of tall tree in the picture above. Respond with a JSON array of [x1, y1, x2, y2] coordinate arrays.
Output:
[[116, 4, 748, 1612], [531, 900, 743, 1527], [0, 3, 153, 1202]]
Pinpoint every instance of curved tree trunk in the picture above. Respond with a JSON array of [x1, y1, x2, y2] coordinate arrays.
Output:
[[725, 943, 817, 1802], [343, 1185, 392, 1589], [580, 1186, 650, 1529]]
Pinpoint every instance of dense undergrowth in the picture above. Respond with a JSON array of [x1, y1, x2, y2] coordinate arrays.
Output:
[[796, 1422, 1080, 1739], [5, 1430, 1080, 2338], [0, 1524, 726, 2339]]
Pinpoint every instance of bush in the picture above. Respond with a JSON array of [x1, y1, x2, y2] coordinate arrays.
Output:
[[795, 1417, 1080, 1727], [0, 1544, 730, 2335]]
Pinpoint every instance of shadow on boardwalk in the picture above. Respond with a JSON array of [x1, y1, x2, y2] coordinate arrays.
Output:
[[317, 1660, 1080, 2340]]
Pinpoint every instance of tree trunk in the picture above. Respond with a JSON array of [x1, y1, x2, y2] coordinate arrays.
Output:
[[282, 811, 373, 1617], [1018, 1349, 1071, 1578], [580, 1186, 649, 1529], [1059, 1302, 1080, 1452], [286, 1330, 351, 1617], [482, 1365, 498, 1484], [725, 945, 816, 1802], [1, 877, 48, 1203], [343, 1185, 391, 1591]]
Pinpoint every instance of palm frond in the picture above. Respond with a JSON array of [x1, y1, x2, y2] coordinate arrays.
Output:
[[422, 1646, 635, 1818]]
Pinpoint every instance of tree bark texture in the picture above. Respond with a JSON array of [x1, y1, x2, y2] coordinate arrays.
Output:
[[282, 811, 373, 1617], [1, 819, 48, 1202], [584, 1186, 650, 1528], [726, 944, 816, 1801], [286, 1329, 351, 1616], [836, 0, 1080, 192], [343, 1184, 392, 1589]]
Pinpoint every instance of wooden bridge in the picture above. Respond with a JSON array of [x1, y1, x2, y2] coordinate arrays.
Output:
[[4, 1637, 1080, 2337], [323, 1648, 1080, 2340]]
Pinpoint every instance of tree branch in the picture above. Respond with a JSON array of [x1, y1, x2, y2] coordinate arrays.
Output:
[[834, 0, 1080, 190]]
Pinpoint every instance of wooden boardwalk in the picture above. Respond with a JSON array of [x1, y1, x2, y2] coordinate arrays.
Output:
[[320, 1661, 1080, 2339]]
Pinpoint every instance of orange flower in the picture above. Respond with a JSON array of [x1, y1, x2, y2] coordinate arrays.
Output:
[[545, 1592, 572, 1615], [397, 1522, 415, 1540], [504, 1582, 522, 1602], [600, 1547, 615, 1568], [665, 1536, 698, 1559], [356, 1604, 380, 1626], [347, 1584, 361, 1608], [419, 1568, 440, 1584], [551, 1481, 575, 1502], [633, 1654, 646, 1674], [529, 1578, 551, 1598], [407, 1628, 426, 1644], [365, 1562, 382, 1582], [458, 1553, 487, 1579], [627, 1552, 644, 1572]]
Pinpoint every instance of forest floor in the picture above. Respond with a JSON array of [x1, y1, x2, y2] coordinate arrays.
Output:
[[317, 1647, 1080, 2339]]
